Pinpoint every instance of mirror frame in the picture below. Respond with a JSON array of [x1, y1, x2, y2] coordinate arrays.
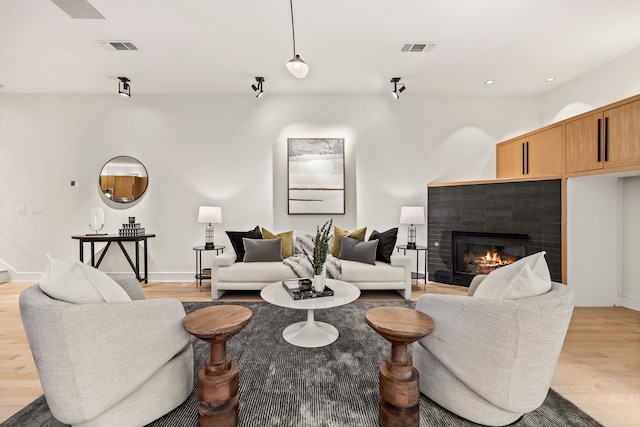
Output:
[[98, 156, 149, 204]]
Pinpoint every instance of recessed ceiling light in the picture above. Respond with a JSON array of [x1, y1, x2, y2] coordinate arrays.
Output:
[[545, 77, 556, 82], [484, 80, 495, 85]]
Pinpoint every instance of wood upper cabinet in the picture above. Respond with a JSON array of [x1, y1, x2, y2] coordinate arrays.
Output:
[[496, 126, 562, 178], [566, 99, 640, 174]]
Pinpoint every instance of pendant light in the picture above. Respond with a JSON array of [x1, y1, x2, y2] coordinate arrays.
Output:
[[286, 0, 309, 78]]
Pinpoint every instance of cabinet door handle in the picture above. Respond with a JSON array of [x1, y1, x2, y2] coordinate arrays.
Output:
[[604, 117, 609, 162], [597, 118, 602, 162], [522, 142, 526, 175], [526, 141, 529, 174]]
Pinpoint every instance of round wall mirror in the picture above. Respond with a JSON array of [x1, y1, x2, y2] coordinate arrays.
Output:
[[99, 156, 148, 203]]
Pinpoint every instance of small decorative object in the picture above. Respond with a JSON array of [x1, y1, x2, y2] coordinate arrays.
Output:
[[400, 206, 425, 249], [128, 216, 135, 224], [87, 207, 107, 235], [119, 221, 145, 236], [304, 219, 332, 292], [198, 206, 222, 249]]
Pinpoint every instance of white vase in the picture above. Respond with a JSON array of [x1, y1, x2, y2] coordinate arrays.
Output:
[[314, 269, 326, 293]]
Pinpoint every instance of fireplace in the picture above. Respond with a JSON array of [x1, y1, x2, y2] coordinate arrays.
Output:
[[451, 231, 529, 287]]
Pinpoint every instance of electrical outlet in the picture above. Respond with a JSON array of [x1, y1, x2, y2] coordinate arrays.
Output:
[[16, 205, 26, 215], [32, 207, 43, 215]]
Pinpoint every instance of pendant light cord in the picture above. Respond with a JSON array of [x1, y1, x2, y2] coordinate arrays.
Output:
[[290, 0, 297, 55]]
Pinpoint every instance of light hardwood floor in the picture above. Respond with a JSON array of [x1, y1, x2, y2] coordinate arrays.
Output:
[[1, 281, 638, 426]]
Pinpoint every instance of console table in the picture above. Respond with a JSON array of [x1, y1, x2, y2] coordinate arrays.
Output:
[[71, 234, 156, 283]]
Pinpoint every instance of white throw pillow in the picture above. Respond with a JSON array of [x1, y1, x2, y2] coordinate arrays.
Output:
[[473, 251, 551, 300], [39, 256, 131, 303]]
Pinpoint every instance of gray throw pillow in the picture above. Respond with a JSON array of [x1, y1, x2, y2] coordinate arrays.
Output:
[[243, 238, 283, 262], [338, 236, 378, 265]]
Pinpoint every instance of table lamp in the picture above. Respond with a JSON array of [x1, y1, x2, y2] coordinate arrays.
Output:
[[198, 206, 222, 249], [400, 206, 425, 249]]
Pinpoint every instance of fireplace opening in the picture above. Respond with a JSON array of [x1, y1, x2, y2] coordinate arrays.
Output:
[[451, 231, 529, 287]]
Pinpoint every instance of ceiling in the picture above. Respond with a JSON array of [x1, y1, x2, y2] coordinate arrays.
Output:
[[2, 0, 640, 96]]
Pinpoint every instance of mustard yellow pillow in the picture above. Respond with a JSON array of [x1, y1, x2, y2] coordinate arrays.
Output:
[[262, 228, 294, 259], [332, 226, 366, 257]]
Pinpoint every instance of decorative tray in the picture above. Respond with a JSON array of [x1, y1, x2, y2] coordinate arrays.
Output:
[[282, 279, 334, 300]]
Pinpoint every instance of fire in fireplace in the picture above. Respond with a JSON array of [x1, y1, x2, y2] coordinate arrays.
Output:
[[452, 231, 529, 286]]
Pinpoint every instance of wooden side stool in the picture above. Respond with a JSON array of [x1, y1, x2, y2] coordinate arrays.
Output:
[[183, 305, 252, 427], [366, 306, 435, 427]]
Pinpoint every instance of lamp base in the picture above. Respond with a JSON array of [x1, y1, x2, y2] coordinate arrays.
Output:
[[406, 242, 417, 249], [204, 243, 215, 249]]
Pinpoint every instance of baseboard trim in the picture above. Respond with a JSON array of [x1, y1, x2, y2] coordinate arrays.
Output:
[[7, 271, 196, 283], [618, 295, 640, 311]]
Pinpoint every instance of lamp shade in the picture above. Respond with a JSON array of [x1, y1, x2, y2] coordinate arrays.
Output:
[[198, 206, 222, 224], [286, 55, 309, 78], [399, 206, 425, 225]]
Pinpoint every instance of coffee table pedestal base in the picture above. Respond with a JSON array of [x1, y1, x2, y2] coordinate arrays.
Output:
[[282, 309, 339, 348]]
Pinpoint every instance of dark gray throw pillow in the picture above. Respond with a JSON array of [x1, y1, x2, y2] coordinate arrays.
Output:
[[369, 228, 398, 263], [243, 238, 283, 262], [226, 226, 262, 262], [338, 236, 378, 265]]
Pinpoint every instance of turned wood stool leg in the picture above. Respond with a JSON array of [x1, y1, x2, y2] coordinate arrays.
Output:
[[378, 340, 420, 427], [365, 306, 434, 427], [183, 305, 252, 427]]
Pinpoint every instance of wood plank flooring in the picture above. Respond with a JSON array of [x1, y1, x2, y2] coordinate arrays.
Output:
[[1, 281, 638, 426]]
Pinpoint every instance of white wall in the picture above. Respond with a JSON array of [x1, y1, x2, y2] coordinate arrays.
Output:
[[566, 176, 619, 306], [0, 93, 538, 280], [621, 176, 640, 310]]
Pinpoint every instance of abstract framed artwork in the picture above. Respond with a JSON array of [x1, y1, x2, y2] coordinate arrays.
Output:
[[288, 138, 345, 215]]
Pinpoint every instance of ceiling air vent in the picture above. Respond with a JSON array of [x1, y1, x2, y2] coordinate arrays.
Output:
[[98, 41, 139, 51], [401, 43, 437, 53]]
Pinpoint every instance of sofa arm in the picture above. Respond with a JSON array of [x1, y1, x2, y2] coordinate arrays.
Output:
[[415, 294, 520, 409], [212, 251, 237, 267], [390, 254, 412, 300]]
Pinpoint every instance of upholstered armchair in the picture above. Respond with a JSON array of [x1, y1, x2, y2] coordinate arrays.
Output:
[[19, 274, 193, 427], [413, 268, 574, 426]]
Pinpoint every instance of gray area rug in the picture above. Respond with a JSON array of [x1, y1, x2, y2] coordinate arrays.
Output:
[[3, 301, 602, 427]]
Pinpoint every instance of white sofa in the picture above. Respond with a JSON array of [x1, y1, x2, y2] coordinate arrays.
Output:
[[211, 251, 412, 300]]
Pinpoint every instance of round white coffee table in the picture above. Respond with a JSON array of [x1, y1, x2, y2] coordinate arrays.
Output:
[[260, 279, 360, 348]]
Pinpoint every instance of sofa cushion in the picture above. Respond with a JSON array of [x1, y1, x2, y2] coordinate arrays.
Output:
[[332, 226, 366, 257], [39, 256, 131, 304], [262, 228, 294, 259], [226, 226, 262, 262], [243, 238, 283, 263], [369, 228, 398, 263], [341, 259, 405, 283], [339, 236, 378, 265], [473, 251, 552, 300], [217, 262, 298, 283]]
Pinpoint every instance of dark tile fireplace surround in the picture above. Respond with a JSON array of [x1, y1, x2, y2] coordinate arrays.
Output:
[[428, 179, 562, 285]]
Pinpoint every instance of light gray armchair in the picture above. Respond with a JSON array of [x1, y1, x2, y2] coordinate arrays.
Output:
[[413, 275, 574, 426], [19, 277, 193, 427]]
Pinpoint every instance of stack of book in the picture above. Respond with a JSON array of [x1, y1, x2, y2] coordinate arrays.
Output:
[[119, 222, 146, 236]]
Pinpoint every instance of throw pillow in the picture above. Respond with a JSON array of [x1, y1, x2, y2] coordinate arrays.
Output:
[[243, 238, 283, 262], [39, 256, 132, 303], [369, 228, 398, 263], [338, 236, 378, 265], [473, 251, 552, 299], [226, 226, 262, 262], [262, 228, 294, 259], [332, 225, 367, 257]]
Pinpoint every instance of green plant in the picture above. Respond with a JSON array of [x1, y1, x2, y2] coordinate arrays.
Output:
[[305, 219, 333, 275]]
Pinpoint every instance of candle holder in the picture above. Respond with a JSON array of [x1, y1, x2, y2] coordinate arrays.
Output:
[[87, 207, 108, 236]]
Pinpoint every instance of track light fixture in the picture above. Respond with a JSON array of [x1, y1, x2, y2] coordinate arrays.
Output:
[[251, 77, 265, 98], [286, 0, 309, 78], [118, 77, 131, 97], [391, 77, 405, 99]]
